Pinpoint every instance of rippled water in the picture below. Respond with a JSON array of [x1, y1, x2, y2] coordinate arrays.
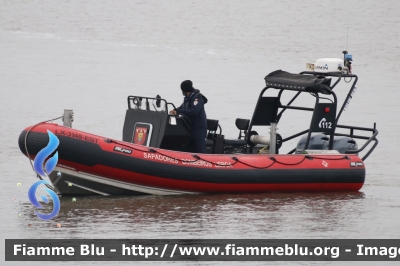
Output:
[[1, 0, 399, 265]]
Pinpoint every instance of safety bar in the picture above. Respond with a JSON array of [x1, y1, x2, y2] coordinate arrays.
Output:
[[127, 96, 169, 112], [283, 124, 378, 160], [336, 124, 379, 161]]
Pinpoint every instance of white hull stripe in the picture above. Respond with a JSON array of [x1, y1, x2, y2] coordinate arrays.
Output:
[[64, 180, 110, 196], [55, 167, 199, 196]]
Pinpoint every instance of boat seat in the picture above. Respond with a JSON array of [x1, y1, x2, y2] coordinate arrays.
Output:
[[223, 118, 250, 144], [207, 119, 219, 133], [205, 119, 225, 154], [235, 118, 250, 139], [221, 118, 249, 153], [206, 119, 221, 140], [205, 119, 217, 144]]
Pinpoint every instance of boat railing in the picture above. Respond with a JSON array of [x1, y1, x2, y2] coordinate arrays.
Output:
[[335, 123, 379, 161], [127, 95, 174, 113], [284, 123, 378, 161]]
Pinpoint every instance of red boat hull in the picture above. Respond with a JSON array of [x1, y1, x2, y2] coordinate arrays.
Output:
[[18, 123, 365, 195]]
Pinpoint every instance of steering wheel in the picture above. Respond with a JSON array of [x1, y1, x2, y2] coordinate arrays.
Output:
[[178, 113, 191, 128]]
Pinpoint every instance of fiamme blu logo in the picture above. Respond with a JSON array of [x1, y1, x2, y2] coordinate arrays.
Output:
[[28, 130, 60, 220]]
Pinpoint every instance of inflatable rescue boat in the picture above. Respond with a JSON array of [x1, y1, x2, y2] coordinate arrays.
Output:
[[18, 51, 378, 196]]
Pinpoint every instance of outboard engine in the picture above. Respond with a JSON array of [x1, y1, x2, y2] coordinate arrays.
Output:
[[296, 133, 329, 150], [296, 133, 358, 154], [332, 136, 358, 154]]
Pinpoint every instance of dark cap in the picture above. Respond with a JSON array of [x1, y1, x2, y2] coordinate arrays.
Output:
[[181, 80, 194, 92]]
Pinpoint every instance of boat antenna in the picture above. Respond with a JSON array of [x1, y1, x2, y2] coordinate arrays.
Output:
[[342, 21, 353, 82], [346, 21, 349, 51]]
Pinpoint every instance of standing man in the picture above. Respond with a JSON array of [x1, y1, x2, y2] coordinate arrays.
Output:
[[169, 80, 208, 153]]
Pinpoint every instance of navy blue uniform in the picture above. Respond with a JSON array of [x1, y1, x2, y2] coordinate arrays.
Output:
[[176, 89, 208, 153]]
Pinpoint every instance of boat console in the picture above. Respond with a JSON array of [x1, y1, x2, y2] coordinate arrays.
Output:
[[122, 96, 191, 152]]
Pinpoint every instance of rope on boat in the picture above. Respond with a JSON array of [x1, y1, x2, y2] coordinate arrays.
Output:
[[231, 156, 276, 169], [231, 156, 312, 169], [148, 149, 203, 164], [306, 155, 351, 160], [192, 154, 239, 167], [107, 139, 304, 169], [106, 138, 350, 169], [24, 115, 64, 192], [270, 156, 308, 166]]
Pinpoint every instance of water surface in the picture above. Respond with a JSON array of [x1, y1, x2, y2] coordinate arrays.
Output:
[[1, 0, 399, 265]]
